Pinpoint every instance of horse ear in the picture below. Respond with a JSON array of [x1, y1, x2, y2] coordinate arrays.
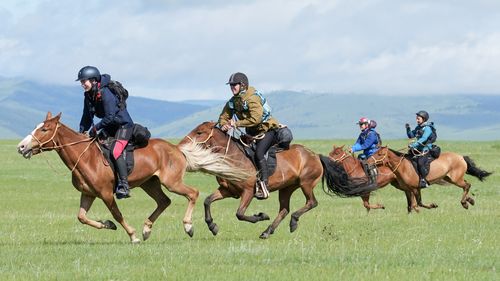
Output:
[[340, 145, 345, 149], [46, 112, 52, 120], [54, 112, 62, 121]]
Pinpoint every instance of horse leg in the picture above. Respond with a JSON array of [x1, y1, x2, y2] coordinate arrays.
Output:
[[139, 177, 172, 241], [235, 188, 271, 223], [416, 188, 439, 209], [289, 184, 318, 234], [409, 188, 420, 213], [459, 180, 472, 209], [163, 179, 199, 237], [204, 187, 229, 236], [361, 193, 385, 212], [101, 193, 140, 244], [260, 187, 293, 239], [77, 193, 116, 229]]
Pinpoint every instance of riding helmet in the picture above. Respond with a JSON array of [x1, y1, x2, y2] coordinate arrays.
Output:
[[416, 110, 429, 121], [76, 66, 101, 82], [357, 117, 370, 125], [226, 72, 248, 86]]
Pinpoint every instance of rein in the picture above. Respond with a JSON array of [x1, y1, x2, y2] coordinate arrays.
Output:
[[31, 122, 97, 172]]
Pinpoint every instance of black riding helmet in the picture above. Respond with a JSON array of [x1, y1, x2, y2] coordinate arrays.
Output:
[[76, 66, 101, 82], [226, 72, 248, 86], [416, 110, 429, 122]]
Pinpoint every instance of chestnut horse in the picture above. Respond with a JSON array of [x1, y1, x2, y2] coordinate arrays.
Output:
[[328, 145, 399, 211], [372, 146, 492, 211], [178, 121, 377, 239], [17, 112, 200, 243]]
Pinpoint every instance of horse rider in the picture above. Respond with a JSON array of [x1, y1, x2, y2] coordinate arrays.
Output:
[[219, 72, 280, 200], [349, 117, 381, 160], [405, 110, 437, 188], [77, 66, 134, 199]]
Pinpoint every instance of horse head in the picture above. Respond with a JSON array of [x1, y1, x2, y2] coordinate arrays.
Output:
[[17, 112, 62, 159], [328, 145, 347, 161]]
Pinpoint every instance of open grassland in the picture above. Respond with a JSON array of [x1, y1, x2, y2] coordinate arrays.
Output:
[[0, 139, 498, 281]]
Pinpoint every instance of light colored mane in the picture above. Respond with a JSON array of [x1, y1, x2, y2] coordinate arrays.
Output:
[[179, 141, 253, 182]]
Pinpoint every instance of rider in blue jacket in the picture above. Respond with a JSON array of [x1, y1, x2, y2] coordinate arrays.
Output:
[[77, 66, 134, 199], [406, 110, 436, 188], [350, 117, 381, 160]]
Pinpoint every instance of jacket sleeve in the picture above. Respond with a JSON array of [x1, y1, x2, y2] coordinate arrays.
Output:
[[95, 89, 119, 130], [407, 127, 416, 138], [352, 131, 377, 151], [79, 95, 93, 133], [235, 96, 263, 127], [218, 102, 232, 126]]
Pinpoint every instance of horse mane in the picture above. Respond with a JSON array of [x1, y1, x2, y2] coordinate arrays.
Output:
[[179, 137, 253, 182], [388, 147, 405, 157]]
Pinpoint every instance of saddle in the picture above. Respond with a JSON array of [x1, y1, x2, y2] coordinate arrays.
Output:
[[239, 134, 284, 177], [98, 138, 135, 175], [408, 146, 440, 176], [96, 123, 151, 175], [360, 159, 378, 184]]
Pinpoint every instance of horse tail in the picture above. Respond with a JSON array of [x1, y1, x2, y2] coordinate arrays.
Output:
[[319, 155, 378, 197], [463, 156, 492, 182]]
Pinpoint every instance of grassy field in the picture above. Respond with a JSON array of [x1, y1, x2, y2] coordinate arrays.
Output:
[[0, 139, 498, 281]]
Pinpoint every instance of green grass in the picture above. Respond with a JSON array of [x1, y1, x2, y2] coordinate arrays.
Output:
[[0, 140, 498, 280]]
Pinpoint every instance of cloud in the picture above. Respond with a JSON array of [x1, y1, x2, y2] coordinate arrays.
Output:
[[1, 0, 500, 100]]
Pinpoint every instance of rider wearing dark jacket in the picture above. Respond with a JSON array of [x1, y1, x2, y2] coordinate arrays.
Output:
[[77, 66, 134, 199]]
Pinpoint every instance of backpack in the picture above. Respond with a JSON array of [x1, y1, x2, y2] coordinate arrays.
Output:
[[102, 80, 129, 110], [228, 91, 272, 122], [426, 122, 437, 144]]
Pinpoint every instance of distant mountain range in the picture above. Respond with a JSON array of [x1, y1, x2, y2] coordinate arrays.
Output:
[[1, 77, 499, 140]]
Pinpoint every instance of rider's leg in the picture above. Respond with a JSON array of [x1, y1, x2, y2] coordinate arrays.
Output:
[[112, 127, 133, 199], [417, 155, 429, 188], [254, 130, 277, 199]]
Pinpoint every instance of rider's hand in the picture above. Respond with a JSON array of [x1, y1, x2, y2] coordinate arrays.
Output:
[[221, 120, 235, 132], [89, 126, 97, 138], [405, 123, 410, 129]]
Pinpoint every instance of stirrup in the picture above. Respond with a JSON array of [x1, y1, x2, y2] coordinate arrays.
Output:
[[254, 180, 269, 200], [115, 183, 131, 199]]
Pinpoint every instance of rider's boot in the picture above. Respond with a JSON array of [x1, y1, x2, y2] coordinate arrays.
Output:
[[115, 155, 131, 199], [255, 159, 270, 200]]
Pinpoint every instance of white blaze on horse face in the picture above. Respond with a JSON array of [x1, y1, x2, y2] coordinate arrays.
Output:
[[17, 123, 43, 158]]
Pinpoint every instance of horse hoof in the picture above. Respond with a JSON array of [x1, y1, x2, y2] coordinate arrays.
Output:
[[98, 220, 117, 230], [290, 219, 298, 233], [256, 212, 270, 221], [184, 224, 194, 238], [209, 223, 219, 236], [259, 232, 270, 239], [467, 197, 475, 206], [430, 203, 439, 208], [131, 238, 141, 244], [461, 202, 469, 209], [142, 230, 151, 241]]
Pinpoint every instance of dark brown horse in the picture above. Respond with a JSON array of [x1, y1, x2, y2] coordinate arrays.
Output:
[[328, 145, 399, 211], [16, 112, 199, 243], [178, 121, 377, 239], [371, 146, 492, 211]]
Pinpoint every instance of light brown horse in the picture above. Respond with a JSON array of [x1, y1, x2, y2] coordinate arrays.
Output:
[[16, 112, 199, 243], [328, 145, 399, 211], [178, 121, 377, 239], [372, 146, 492, 211]]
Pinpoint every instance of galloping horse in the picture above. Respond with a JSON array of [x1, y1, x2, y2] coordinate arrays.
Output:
[[17, 112, 200, 243], [328, 145, 399, 211], [371, 146, 492, 211], [178, 121, 377, 239]]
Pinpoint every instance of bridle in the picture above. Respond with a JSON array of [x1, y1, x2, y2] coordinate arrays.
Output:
[[185, 126, 233, 156], [329, 148, 357, 174], [31, 122, 96, 172], [372, 148, 406, 173]]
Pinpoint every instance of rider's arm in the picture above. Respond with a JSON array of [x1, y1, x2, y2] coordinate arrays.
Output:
[[79, 95, 93, 133], [353, 131, 377, 151], [218, 102, 232, 126], [235, 95, 263, 128], [407, 127, 416, 138]]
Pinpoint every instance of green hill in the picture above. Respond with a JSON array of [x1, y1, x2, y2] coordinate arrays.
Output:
[[1, 77, 499, 140]]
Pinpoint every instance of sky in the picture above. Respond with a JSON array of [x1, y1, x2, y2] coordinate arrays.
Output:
[[1, 0, 500, 101]]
